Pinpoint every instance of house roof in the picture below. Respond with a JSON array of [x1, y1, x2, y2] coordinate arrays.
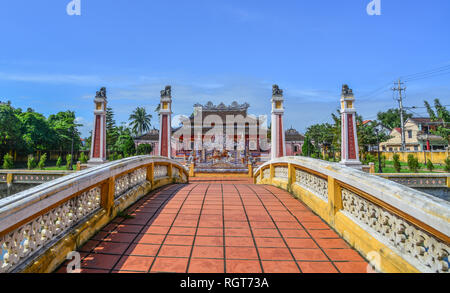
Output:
[[285, 128, 305, 142]]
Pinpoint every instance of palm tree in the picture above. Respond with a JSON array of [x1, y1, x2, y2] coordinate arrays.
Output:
[[129, 107, 152, 136]]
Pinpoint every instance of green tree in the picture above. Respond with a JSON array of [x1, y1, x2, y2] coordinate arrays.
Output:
[[444, 157, 450, 172], [377, 108, 413, 130], [113, 126, 136, 157], [302, 135, 316, 157], [407, 154, 419, 173], [56, 156, 62, 168], [18, 111, 56, 153], [66, 154, 72, 170], [136, 143, 153, 155], [393, 154, 401, 172], [48, 111, 82, 153], [129, 107, 152, 136], [2, 153, 13, 169], [426, 160, 434, 172], [27, 155, 37, 170], [79, 152, 88, 164], [38, 153, 47, 170], [0, 104, 25, 157], [424, 98, 450, 145], [106, 107, 119, 151]]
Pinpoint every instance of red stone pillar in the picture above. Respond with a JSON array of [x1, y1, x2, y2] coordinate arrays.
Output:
[[340, 84, 362, 169], [158, 86, 172, 158], [88, 87, 108, 166], [271, 85, 286, 160]]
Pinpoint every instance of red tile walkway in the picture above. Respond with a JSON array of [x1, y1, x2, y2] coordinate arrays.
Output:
[[55, 177, 370, 273]]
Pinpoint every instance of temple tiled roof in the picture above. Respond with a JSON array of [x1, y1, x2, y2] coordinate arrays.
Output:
[[285, 128, 304, 142]]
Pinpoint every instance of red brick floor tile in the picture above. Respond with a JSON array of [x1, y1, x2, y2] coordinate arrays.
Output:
[[225, 247, 259, 260], [151, 257, 189, 273], [315, 238, 350, 249], [196, 227, 223, 236], [262, 261, 300, 273], [225, 228, 252, 237], [164, 235, 194, 246], [195, 236, 224, 246], [324, 249, 365, 262], [334, 262, 370, 273], [254, 237, 286, 248], [91, 231, 108, 241], [93, 241, 130, 255], [276, 222, 304, 229], [168, 227, 196, 236], [125, 243, 160, 256], [284, 238, 318, 249], [134, 234, 165, 245], [188, 259, 224, 273], [114, 256, 154, 272], [309, 229, 340, 239], [258, 247, 293, 261], [111, 224, 143, 234], [191, 246, 224, 259], [249, 221, 277, 229], [297, 261, 338, 273], [142, 225, 171, 235], [81, 254, 121, 270], [291, 249, 328, 261], [198, 220, 224, 228], [173, 219, 200, 227], [79, 240, 100, 252], [103, 232, 136, 243], [158, 245, 192, 258], [252, 229, 281, 238], [302, 222, 331, 230], [226, 260, 262, 273], [224, 221, 249, 229], [279, 229, 310, 238], [225, 237, 255, 247]]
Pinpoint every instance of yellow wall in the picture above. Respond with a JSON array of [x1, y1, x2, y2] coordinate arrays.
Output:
[[382, 151, 449, 164]]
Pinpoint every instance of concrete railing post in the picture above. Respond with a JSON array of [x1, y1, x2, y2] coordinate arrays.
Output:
[[101, 176, 115, 215], [147, 163, 154, 186], [327, 176, 342, 226]]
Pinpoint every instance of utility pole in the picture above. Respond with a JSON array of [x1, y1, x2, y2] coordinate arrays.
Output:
[[392, 79, 407, 151]]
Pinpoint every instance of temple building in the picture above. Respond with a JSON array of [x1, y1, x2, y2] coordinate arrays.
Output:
[[135, 101, 304, 162]]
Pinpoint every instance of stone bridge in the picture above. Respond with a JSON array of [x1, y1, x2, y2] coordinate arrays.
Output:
[[0, 156, 448, 273]]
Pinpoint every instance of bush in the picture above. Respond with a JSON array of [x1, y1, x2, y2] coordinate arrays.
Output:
[[66, 154, 72, 170], [364, 153, 376, 165], [444, 156, 450, 172], [393, 154, 401, 173], [117, 154, 123, 160], [136, 144, 153, 155], [38, 154, 47, 170], [381, 155, 387, 168], [56, 156, 62, 168], [407, 154, 419, 173], [79, 152, 88, 164], [426, 160, 434, 172], [27, 155, 37, 170], [2, 153, 14, 169]]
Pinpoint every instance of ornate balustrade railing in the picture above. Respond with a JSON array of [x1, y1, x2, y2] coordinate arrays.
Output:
[[254, 157, 450, 273], [0, 170, 74, 185], [375, 173, 449, 189], [0, 156, 188, 273]]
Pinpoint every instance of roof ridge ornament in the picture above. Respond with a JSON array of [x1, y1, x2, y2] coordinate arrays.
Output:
[[95, 87, 107, 99]]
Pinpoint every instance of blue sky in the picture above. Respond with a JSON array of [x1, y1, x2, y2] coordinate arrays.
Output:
[[0, 0, 449, 137]]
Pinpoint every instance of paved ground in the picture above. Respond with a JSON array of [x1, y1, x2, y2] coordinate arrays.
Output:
[[56, 177, 370, 273]]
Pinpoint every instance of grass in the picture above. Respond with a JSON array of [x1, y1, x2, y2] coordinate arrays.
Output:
[[374, 161, 447, 173]]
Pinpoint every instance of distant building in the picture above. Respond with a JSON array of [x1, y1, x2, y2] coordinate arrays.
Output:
[[380, 117, 447, 151], [134, 102, 305, 159], [285, 127, 304, 156]]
